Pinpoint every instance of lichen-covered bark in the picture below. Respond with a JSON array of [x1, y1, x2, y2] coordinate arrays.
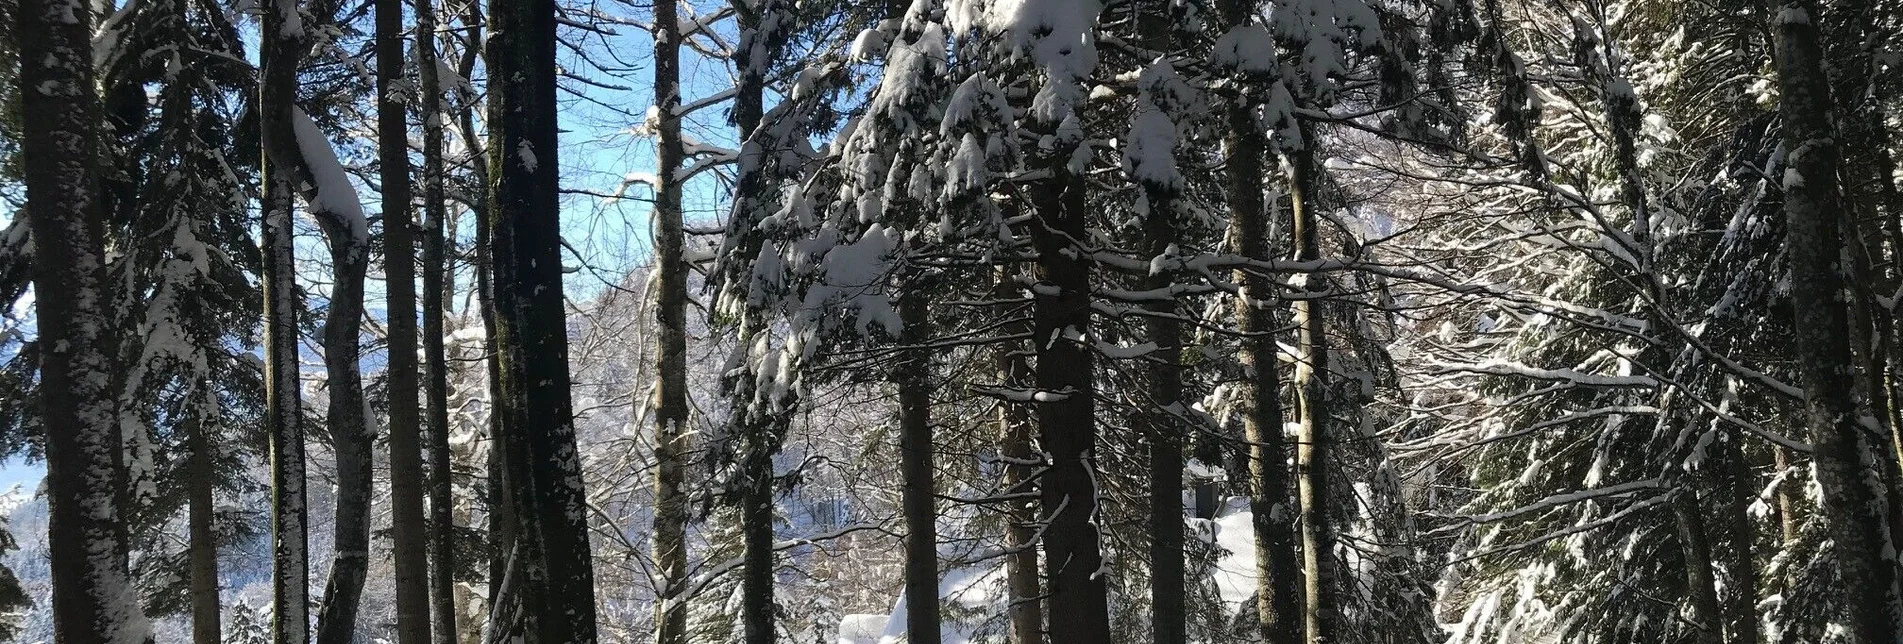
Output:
[[1288, 150, 1336, 644], [1775, 1, 1903, 640], [1217, 6, 1300, 641]]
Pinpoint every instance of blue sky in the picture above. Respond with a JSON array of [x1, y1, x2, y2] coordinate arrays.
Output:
[[0, 460, 39, 493], [0, 0, 774, 509]]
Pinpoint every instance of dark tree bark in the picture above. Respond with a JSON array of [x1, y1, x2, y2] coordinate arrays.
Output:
[[260, 1, 309, 640], [650, 3, 691, 643], [1216, 8, 1300, 644], [898, 291, 941, 644], [416, 0, 459, 639], [1029, 117, 1113, 644], [21, 0, 145, 638], [1714, 429, 1757, 644], [731, 4, 776, 642], [379, 0, 434, 636], [1143, 252, 1186, 644], [992, 270, 1043, 644], [310, 168, 372, 644], [739, 432, 777, 644], [189, 390, 221, 644], [1774, 1, 1903, 640], [1134, 9, 1185, 644], [444, 0, 509, 625], [1672, 493, 1722, 644], [1820, 0, 1903, 476], [485, 0, 600, 636]]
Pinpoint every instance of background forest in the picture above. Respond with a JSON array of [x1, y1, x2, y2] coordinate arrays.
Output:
[[1, 0, 1900, 642]]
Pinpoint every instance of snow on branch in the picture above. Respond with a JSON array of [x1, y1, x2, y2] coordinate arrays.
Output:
[[290, 107, 369, 241], [1427, 478, 1663, 534], [1429, 358, 1657, 388]]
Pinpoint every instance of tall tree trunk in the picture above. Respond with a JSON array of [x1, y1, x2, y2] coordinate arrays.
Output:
[[21, 0, 145, 637], [1144, 279, 1186, 644], [650, 2, 691, 642], [1217, 6, 1300, 642], [1671, 492, 1722, 644], [261, 0, 309, 640], [1593, 40, 1743, 642], [379, 0, 434, 636], [1029, 115, 1113, 644], [1774, 1, 1903, 640], [993, 269, 1043, 644], [1289, 150, 1336, 644], [189, 388, 222, 644], [310, 181, 371, 644], [1134, 10, 1185, 644], [898, 291, 941, 644], [1714, 427, 1757, 644], [480, 189, 513, 642], [448, 1, 508, 627], [416, 0, 460, 639], [740, 427, 777, 644], [1821, 0, 1903, 475], [731, 3, 776, 642], [486, 0, 599, 636]]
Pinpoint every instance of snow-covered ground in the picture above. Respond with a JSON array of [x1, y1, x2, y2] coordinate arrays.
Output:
[[840, 498, 1263, 644]]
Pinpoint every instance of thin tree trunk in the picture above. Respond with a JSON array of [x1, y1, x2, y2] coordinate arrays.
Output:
[[480, 187, 513, 641], [1216, 5, 1299, 641], [21, 0, 145, 637], [379, 0, 433, 636], [190, 388, 221, 644], [416, 0, 459, 638], [310, 184, 371, 644], [1140, 141, 1186, 644], [449, 1, 508, 626], [650, 2, 691, 641], [1774, 1, 1903, 640], [486, 0, 600, 636], [1715, 428, 1757, 644], [899, 291, 941, 644], [1134, 9, 1185, 644], [303, 5, 378, 639], [741, 424, 777, 644], [1289, 150, 1336, 644], [993, 269, 1043, 644], [260, 0, 309, 639], [1672, 492, 1722, 644], [1593, 40, 1741, 643], [1145, 309, 1186, 644]]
